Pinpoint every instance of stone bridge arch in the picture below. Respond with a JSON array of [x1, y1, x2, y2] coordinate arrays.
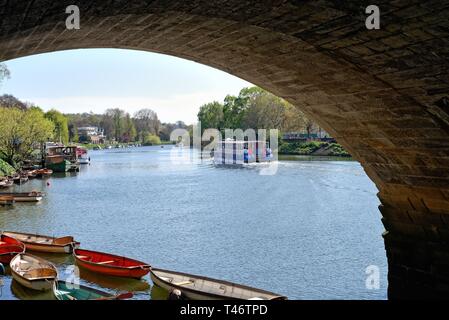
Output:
[[1, 0, 449, 298]]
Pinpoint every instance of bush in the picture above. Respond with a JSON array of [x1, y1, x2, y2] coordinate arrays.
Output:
[[143, 134, 161, 146], [279, 140, 350, 157], [327, 143, 351, 157], [0, 158, 16, 177]]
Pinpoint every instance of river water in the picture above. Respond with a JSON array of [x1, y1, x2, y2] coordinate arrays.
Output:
[[0, 146, 387, 300]]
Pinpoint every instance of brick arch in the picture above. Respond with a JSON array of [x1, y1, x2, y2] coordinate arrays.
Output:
[[2, 1, 449, 298]]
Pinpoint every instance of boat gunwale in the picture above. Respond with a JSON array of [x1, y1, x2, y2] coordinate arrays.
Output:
[[74, 249, 151, 271], [150, 267, 287, 300], [2, 231, 77, 248], [10, 253, 58, 283]]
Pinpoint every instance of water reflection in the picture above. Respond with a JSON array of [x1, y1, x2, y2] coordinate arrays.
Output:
[[150, 284, 169, 300], [11, 280, 55, 300], [78, 267, 151, 295]]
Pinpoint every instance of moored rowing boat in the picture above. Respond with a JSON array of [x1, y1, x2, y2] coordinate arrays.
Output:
[[53, 280, 133, 300], [35, 168, 53, 178], [0, 192, 43, 202], [0, 234, 25, 264], [74, 248, 151, 279], [150, 268, 287, 300], [10, 253, 58, 291], [2, 231, 79, 253], [0, 178, 13, 189], [0, 196, 15, 206]]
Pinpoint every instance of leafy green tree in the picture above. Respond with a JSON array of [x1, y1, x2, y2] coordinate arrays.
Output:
[[45, 109, 69, 143], [197, 101, 224, 132], [0, 108, 54, 167]]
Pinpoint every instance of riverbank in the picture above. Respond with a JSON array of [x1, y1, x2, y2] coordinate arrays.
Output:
[[279, 141, 350, 157], [80, 141, 175, 150]]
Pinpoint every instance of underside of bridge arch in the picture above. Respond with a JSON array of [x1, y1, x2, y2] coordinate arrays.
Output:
[[2, 0, 449, 298]]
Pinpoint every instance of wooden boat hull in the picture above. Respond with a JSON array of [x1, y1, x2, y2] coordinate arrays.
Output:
[[74, 249, 151, 279], [0, 235, 25, 264], [46, 160, 71, 173], [0, 193, 43, 202], [150, 268, 287, 300], [36, 169, 53, 178], [10, 253, 57, 291], [0, 196, 15, 205], [2, 232, 79, 254], [12, 270, 54, 291]]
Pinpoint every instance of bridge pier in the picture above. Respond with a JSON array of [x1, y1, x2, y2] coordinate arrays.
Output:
[[380, 201, 449, 299]]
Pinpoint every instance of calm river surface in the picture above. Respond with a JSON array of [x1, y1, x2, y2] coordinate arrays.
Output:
[[0, 146, 387, 300]]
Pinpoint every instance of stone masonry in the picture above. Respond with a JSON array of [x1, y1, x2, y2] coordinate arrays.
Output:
[[1, 0, 449, 298]]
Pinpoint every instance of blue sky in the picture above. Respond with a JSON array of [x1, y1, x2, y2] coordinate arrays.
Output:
[[1, 49, 252, 124]]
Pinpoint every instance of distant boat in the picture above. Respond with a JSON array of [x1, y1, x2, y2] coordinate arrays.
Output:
[[13, 174, 28, 184], [79, 156, 90, 165], [74, 248, 151, 279], [0, 196, 14, 206], [10, 253, 58, 291], [0, 234, 25, 264], [35, 169, 53, 178], [53, 280, 133, 300], [27, 170, 38, 179], [0, 191, 43, 202], [2, 231, 80, 253], [150, 268, 287, 300]]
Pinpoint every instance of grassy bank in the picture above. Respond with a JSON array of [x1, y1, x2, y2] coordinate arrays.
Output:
[[279, 141, 350, 157]]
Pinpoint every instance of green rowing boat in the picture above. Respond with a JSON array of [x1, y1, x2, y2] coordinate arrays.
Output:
[[53, 280, 133, 300]]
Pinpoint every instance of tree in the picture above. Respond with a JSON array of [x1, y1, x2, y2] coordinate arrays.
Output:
[[0, 94, 27, 110], [45, 109, 69, 144], [0, 63, 10, 88], [281, 103, 308, 133], [197, 101, 224, 132], [242, 91, 287, 130], [0, 107, 54, 167], [122, 113, 137, 142], [134, 108, 160, 142], [105, 108, 125, 142]]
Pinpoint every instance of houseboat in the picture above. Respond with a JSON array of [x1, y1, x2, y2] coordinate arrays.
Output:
[[45, 145, 80, 172]]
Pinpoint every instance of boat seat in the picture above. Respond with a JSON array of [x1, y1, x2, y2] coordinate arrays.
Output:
[[174, 280, 194, 286], [160, 276, 173, 283], [96, 260, 115, 265]]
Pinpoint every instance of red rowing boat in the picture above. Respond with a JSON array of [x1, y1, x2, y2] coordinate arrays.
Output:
[[0, 234, 25, 264], [73, 249, 151, 279]]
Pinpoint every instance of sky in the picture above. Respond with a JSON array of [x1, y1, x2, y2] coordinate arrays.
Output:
[[0, 49, 252, 124]]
